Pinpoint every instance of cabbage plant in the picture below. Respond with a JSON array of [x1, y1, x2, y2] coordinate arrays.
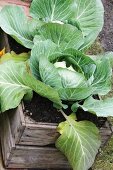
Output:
[[1, 43, 113, 170], [0, 0, 104, 50], [1, 1, 113, 170]]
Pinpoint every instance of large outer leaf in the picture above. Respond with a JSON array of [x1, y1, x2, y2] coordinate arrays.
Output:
[[91, 59, 112, 95], [78, 97, 113, 117], [0, 6, 43, 48], [58, 87, 93, 101], [0, 0, 104, 50], [71, 0, 104, 35], [30, 0, 104, 49], [38, 23, 84, 50], [56, 114, 101, 170], [0, 61, 62, 112], [30, 0, 75, 21], [71, 0, 104, 49], [0, 61, 32, 112], [104, 52, 113, 67], [98, 52, 113, 68]]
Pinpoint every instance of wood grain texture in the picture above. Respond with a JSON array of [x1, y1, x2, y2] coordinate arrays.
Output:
[[8, 105, 113, 147], [8, 105, 26, 144], [0, 148, 6, 170], [1, 108, 112, 169], [0, 112, 15, 167], [7, 105, 60, 146], [6, 145, 70, 169], [19, 123, 59, 146], [100, 121, 112, 147], [0, 0, 31, 16]]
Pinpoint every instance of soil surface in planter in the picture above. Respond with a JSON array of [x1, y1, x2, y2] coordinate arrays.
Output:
[[24, 92, 107, 128], [24, 92, 66, 124]]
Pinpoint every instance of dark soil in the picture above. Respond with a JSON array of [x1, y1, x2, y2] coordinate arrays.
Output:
[[99, 0, 113, 51], [24, 92, 107, 127], [8, 35, 30, 53], [24, 92, 65, 124]]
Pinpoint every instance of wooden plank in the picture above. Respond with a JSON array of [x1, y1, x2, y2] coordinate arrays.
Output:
[[21, 122, 112, 147], [100, 121, 112, 147], [8, 104, 60, 146], [6, 145, 70, 169], [0, 0, 31, 7], [0, 114, 27, 170], [12, 107, 112, 147], [0, 0, 31, 16], [19, 123, 59, 146], [7, 105, 58, 146], [8, 105, 26, 144], [0, 147, 6, 170], [8, 102, 112, 147], [0, 112, 15, 167]]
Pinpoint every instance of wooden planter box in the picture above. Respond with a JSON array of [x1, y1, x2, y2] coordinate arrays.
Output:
[[0, 105, 112, 169], [0, 105, 70, 169], [0, 31, 113, 169]]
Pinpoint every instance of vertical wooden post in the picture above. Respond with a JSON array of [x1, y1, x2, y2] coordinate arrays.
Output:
[[0, 147, 6, 170]]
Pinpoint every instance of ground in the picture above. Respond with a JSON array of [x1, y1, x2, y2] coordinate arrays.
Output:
[[91, 0, 113, 169], [92, 134, 113, 170], [99, 0, 113, 52]]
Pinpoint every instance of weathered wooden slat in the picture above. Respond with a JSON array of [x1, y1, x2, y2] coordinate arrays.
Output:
[[100, 121, 112, 147], [6, 145, 70, 169], [8, 105, 112, 147], [0, 0, 31, 16], [19, 124, 59, 146], [7, 105, 59, 146], [0, 147, 6, 170], [0, 112, 15, 167], [0, 0, 30, 7], [8, 106, 26, 144]]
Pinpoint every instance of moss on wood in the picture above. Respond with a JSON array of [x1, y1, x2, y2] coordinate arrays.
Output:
[[86, 38, 104, 55]]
